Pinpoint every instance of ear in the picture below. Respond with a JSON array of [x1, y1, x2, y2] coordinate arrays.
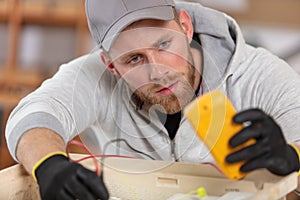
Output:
[[178, 10, 194, 44], [100, 52, 121, 77]]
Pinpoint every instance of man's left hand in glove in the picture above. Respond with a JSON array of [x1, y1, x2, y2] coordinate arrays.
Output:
[[226, 108, 300, 176]]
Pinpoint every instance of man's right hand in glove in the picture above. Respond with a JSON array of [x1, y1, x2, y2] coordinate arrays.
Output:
[[226, 109, 300, 176], [33, 152, 109, 200]]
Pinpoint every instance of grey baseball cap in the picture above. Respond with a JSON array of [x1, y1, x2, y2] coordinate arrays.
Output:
[[85, 0, 176, 51]]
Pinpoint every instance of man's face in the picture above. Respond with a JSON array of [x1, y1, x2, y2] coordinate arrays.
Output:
[[107, 19, 199, 114]]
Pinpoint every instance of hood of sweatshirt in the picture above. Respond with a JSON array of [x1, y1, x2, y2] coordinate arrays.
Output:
[[176, 2, 248, 93]]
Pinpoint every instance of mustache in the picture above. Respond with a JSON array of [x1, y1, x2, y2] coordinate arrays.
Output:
[[151, 75, 179, 89], [151, 74, 193, 92]]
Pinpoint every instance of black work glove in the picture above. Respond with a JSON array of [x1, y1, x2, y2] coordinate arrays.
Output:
[[226, 108, 300, 176], [35, 154, 109, 200]]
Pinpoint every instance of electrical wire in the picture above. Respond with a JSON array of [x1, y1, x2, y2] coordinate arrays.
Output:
[[69, 154, 135, 163], [102, 138, 156, 160], [66, 142, 138, 199], [66, 139, 215, 200], [101, 138, 156, 177], [66, 140, 101, 175], [66, 138, 156, 177]]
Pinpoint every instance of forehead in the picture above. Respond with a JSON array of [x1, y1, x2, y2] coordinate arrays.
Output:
[[109, 19, 184, 58]]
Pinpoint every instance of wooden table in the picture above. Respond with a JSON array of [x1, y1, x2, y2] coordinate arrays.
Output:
[[0, 156, 298, 200]]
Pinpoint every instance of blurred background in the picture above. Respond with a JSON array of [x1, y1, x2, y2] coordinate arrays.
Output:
[[0, 0, 299, 169]]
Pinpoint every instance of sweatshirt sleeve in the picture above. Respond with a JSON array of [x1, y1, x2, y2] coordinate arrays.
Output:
[[230, 47, 300, 144], [5, 51, 113, 161]]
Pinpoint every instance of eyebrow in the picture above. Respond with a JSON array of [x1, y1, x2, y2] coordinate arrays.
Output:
[[116, 33, 175, 63]]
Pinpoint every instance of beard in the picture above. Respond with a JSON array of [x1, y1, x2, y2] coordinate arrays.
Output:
[[133, 61, 196, 114]]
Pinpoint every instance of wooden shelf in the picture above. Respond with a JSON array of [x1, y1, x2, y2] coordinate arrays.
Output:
[[199, 0, 300, 28], [0, 1, 9, 22], [245, 0, 300, 27], [22, 1, 86, 26], [0, 0, 89, 92], [0, 91, 27, 109], [0, 68, 43, 89], [0, 0, 90, 170]]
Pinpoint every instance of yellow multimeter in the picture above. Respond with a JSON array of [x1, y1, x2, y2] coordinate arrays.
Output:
[[184, 90, 253, 180]]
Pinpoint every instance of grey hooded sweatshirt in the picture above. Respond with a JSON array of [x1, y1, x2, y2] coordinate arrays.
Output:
[[6, 2, 300, 164]]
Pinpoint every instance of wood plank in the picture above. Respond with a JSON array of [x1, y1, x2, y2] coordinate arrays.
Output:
[[0, 1, 9, 21], [21, 1, 86, 26], [75, 1, 90, 56], [0, 164, 40, 199], [195, 0, 300, 27], [229, 4, 300, 28], [0, 68, 44, 89], [0, 106, 16, 170], [6, 0, 21, 71]]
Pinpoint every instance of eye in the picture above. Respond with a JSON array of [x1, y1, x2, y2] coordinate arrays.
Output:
[[129, 55, 141, 64], [159, 41, 170, 49]]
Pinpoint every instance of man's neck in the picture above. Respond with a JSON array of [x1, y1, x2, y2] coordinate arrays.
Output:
[[156, 110, 182, 140]]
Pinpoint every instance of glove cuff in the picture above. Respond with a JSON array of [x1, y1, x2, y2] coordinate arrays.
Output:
[[288, 143, 300, 175], [32, 151, 68, 182]]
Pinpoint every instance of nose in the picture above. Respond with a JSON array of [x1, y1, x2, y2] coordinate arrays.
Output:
[[148, 51, 169, 81]]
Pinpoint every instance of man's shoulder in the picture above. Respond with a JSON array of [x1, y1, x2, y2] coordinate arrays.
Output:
[[64, 50, 105, 68], [55, 50, 111, 79], [51, 49, 116, 87]]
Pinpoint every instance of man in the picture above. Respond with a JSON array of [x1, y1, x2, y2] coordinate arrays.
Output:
[[5, 0, 300, 199]]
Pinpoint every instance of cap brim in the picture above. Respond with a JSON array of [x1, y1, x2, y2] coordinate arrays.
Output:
[[102, 6, 174, 51]]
